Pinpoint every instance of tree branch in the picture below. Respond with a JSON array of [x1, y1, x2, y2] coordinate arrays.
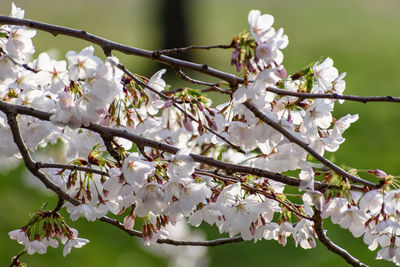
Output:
[[152, 43, 234, 57], [36, 161, 109, 176], [266, 86, 400, 104], [99, 216, 244, 247], [313, 210, 368, 267], [243, 101, 380, 189], [9, 250, 26, 267], [163, 86, 231, 95], [100, 133, 122, 166], [0, 100, 370, 192], [2, 105, 245, 248], [4, 112, 80, 205], [0, 16, 243, 86], [2, 110, 245, 248], [174, 68, 231, 94]]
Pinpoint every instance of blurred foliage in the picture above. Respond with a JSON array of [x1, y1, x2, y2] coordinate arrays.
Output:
[[0, 0, 399, 266]]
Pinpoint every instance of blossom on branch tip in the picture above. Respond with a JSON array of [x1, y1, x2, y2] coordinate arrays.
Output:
[[248, 10, 274, 43]]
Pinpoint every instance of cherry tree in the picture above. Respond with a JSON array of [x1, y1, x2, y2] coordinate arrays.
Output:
[[1, 3, 400, 266]]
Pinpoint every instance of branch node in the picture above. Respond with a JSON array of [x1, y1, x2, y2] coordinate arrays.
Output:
[[102, 46, 112, 57], [152, 50, 160, 58]]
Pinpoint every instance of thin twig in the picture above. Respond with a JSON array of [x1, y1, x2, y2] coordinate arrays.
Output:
[[163, 86, 231, 95], [152, 43, 234, 57], [243, 101, 380, 189], [100, 133, 122, 166], [266, 86, 400, 104], [52, 197, 65, 213], [36, 161, 109, 176], [313, 210, 368, 267], [9, 250, 26, 267], [175, 68, 225, 91], [99, 216, 244, 246]]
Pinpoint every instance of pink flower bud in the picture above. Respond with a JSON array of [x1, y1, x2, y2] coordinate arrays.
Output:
[[368, 169, 387, 178], [231, 48, 240, 66], [206, 107, 216, 117], [164, 98, 173, 108], [196, 100, 204, 111], [276, 66, 287, 79], [198, 122, 204, 136], [183, 117, 193, 132], [208, 120, 218, 131]]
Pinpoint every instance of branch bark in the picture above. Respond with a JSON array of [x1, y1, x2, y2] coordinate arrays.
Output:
[[313, 210, 368, 267], [36, 161, 109, 176], [152, 43, 234, 56], [4, 112, 79, 205], [0, 16, 243, 86], [99, 216, 244, 247], [266, 86, 400, 104]]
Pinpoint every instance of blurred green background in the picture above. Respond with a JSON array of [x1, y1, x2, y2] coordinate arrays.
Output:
[[1, 0, 399, 266]]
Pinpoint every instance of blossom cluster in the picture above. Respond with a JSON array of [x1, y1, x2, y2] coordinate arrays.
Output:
[[8, 210, 89, 256], [1, 3, 399, 266]]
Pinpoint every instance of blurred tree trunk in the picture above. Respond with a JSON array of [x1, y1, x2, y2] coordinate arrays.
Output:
[[159, 0, 191, 61]]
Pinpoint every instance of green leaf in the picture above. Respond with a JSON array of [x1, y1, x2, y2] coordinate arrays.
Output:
[[128, 143, 138, 153]]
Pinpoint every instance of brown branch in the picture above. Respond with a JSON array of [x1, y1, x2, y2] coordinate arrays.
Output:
[[174, 68, 231, 94], [100, 133, 122, 166], [313, 210, 368, 267], [266, 86, 400, 104], [99, 216, 244, 246], [4, 114, 242, 248], [2, 107, 242, 248], [0, 100, 367, 191], [0, 103, 372, 262], [3, 107, 244, 249], [152, 43, 234, 57], [52, 197, 65, 213], [9, 250, 26, 267], [86, 124, 340, 191], [0, 16, 242, 87], [243, 101, 380, 189], [4, 112, 80, 205], [198, 86, 231, 94], [163, 86, 231, 95]]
